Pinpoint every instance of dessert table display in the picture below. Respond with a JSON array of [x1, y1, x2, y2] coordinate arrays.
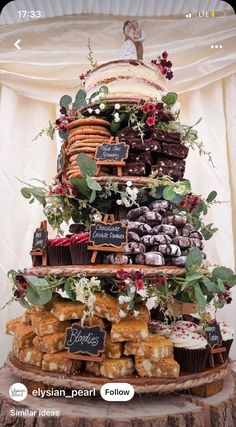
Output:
[[3, 34, 235, 408]]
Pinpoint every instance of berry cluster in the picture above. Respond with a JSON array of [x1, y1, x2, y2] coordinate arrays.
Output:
[[151, 51, 173, 80], [116, 269, 145, 291], [218, 283, 232, 304], [48, 179, 73, 196], [142, 101, 174, 128], [180, 193, 201, 212], [13, 275, 28, 300]]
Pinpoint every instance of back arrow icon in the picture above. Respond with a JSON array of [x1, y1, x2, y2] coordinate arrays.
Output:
[[14, 39, 21, 50]]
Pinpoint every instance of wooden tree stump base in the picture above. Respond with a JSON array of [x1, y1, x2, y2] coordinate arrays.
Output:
[[1, 363, 236, 427]]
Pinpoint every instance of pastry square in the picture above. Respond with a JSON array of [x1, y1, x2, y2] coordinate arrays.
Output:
[[135, 356, 180, 378], [94, 293, 123, 324], [42, 352, 80, 374], [31, 301, 53, 312], [31, 312, 70, 336], [12, 336, 25, 358], [86, 357, 134, 379], [5, 317, 22, 335], [51, 298, 84, 321], [83, 315, 108, 330], [33, 332, 65, 354], [13, 324, 36, 346], [22, 310, 32, 324], [111, 318, 148, 342], [18, 347, 44, 367], [124, 334, 173, 362], [105, 332, 123, 359]]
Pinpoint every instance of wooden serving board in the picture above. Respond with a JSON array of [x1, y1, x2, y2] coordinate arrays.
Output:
[[6, 353, 230, 395], [24, 264, 185, 278]]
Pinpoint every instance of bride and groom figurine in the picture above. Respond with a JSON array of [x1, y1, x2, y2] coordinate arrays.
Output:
[[120, 20, 145, 60]]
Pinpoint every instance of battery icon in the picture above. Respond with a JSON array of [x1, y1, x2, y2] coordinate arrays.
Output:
[[211, 11, 215, 16]]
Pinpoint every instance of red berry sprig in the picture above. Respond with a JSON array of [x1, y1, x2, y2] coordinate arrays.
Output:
[[180, 193, 201, 212], [151, 51, 174, 80]]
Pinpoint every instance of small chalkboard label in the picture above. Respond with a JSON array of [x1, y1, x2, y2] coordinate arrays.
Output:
[[95, 142, 129, 162], [89, 221, 128, 247], [65, 324, 106, 356], [205, 322, 222, 347], [32, 228, 48, 250], [57, 150, 64, 175]]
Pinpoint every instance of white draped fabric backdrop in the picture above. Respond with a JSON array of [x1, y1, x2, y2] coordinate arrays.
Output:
[[0, 10, 236, 366]]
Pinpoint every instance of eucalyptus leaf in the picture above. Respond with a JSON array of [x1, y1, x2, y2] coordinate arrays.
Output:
[[86, 176, 102, 191], [59, 130, 68, 140], [185, 272, 203, 282], [206, 191, 217, 203], [163, 186, 176, 201], [60, 95, 72, 108], [77, 153, 97, 177], [186, 248, 202, 271], [193, 283, 206, 310], [217, 278, 226, 292], [162, 92, 178, 107], [24, 276, 49, 287], [202, 276, 219, 293], [70, 177, 91, 197], [89, 190, 96, 203], [213, 266, 233, 280], [21, 188, 31, 199], [26, 285, 52, 306]]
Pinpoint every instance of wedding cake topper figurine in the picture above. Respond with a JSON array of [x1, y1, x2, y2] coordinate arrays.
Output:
[[120, 20, 145, 60]]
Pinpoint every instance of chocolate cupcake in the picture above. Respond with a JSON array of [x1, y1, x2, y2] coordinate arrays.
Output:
[[69, 233, 91, 265], [48, 238, 72, 266], [219, 322, 234, 362]]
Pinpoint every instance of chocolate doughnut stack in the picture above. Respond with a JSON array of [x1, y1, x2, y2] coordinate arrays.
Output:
[[104, 200, 204, 266], [65, 118, 111, 179], [116, 127, 188, 181]]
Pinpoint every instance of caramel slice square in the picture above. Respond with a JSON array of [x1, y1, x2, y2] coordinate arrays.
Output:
[[83, 315, 108, 330], [51, 299, 84, 321], [33, 333, 65, 354], [135, 356, 180, 378], [14, 324, 36, 346], [127, 304, 150, 322], [31, 312, 70, 337], [111, 318, 148, 342], [105, 332, 123, 359], [22, 310, 32, 324], [5, 317, 22, 335], [42, 352, 80, 374], [86, 357, 134, 379], [124, 334, 173, 362], [18, 347, 44, 367]]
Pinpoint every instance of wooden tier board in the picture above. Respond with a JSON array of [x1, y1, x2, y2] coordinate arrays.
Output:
[[6, 353, 230, 395]]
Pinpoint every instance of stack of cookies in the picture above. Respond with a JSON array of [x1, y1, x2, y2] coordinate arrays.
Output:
[[6, 293, 179, 379], [65, 118, 111, 179]]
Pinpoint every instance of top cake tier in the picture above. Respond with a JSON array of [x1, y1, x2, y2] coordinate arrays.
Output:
[[85, 60, 167, 101]]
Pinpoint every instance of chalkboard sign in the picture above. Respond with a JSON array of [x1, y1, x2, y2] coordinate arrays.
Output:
[[89, 221, 128, 247], [65, 324, 106, 356], [205, 322, 222, 347], [95, 142, 129, 162], [57, 150, 64, 175], [32, 228, 48, 250]]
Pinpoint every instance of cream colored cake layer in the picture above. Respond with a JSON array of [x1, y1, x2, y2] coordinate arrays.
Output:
[[85, 60, 166, 101]]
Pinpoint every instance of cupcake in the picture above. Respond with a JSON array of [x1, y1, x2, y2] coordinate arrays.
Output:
[[69, 233, 91, 265], [48, 238, 72, 266], [219, 322, 234, 361], [172, 320, 202, 333], [170, 330, 209, 373]]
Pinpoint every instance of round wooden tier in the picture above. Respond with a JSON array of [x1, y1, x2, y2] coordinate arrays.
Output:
[[6, 354, 230, 395], [25, 264, 185, 278], [1, 360, 236, 427]]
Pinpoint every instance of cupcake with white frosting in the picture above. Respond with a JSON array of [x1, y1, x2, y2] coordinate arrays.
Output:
[[169, 329, 209, 372], [219, 321, 234, 361], [172, 320, 202, 333]]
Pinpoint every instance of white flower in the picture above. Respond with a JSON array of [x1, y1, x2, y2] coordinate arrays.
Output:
[[129, 285, 136, 293], [89, 276, 101, 288], [99, 92, 105, 99], [93, 213, 102, 222], [78, 277, 89, 286], [118, 295, 131, 304], [87, 108, 93, 114], [124, 278, 132, 285], [127, 181, 133, 187], [114, 103, 121, 110], [146, 296, 157, 311], [114, 112, 119, 118], [94, 95, 100, 101], [119, 309, 127, 318], [116, 199, 122, 205], [114, 116, 120, 123], [99, 103, 105, 110], [137, 288, 148, 298], [91, 97, 96, 104], [95, 108, 100, 114]]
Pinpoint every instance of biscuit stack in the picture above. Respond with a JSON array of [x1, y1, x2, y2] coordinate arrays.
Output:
[[6, 293, 179, 379], [65, 118, 111, 179]]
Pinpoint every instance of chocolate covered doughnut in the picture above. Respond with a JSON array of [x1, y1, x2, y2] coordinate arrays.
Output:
[[127, 206, 149, 221], [158, 244, 181, 256], [128, 222, 153, 236], [152, 224, 178, 237], [123, 242, 146, 254]]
